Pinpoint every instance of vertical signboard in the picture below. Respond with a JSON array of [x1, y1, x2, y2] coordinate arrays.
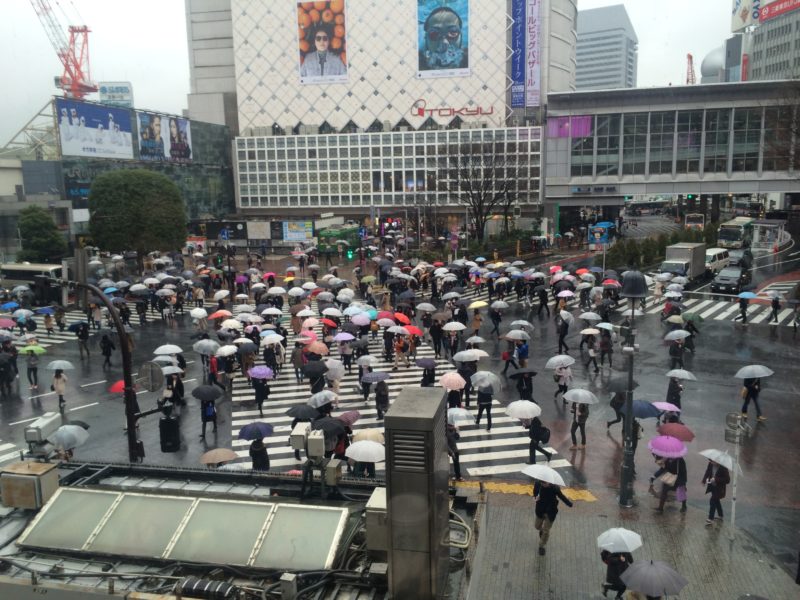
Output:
[[510, 0, 526, 107], [55, 98, 134, 160], [136, 111, 193, 163], [297, 1, 349, 84], [417, 0, 470, 78], [525, 0, 541, 108]]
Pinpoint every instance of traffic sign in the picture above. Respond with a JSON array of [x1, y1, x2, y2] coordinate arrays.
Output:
[[137, 361, 164, 393]]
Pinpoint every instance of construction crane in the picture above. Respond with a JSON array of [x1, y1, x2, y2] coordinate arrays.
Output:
[[29, 0, 97, 99], [686, 53, 696, 85]]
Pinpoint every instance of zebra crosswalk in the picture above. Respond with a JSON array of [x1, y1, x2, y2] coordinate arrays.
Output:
[[222, 300, 570, 478], [628, 294, 798, 325], [0, 441, 22, 468]]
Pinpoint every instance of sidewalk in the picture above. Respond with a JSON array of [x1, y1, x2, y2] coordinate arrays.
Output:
[[465, 488, 798, 599]]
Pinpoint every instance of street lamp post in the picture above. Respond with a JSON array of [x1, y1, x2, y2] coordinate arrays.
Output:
[[618, 270, 648, 507]]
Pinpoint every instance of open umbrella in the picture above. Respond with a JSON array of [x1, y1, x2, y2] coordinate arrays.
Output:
[[357, 355, 380, 367], [312, 417, 346, 438], [193, 339, 220, 355], [442, 322, 466, 332], [415, 357, 437, 369], [664, 329, 690, 341], [657, 422, 695, 442], [470, 371, 502, 393], [336, 410, 362, 427], [362, 371, 391, 384], [200, 448, 238, 465], [213, 290, 230, 301], [440, 372, 466, 390], [521, 464, 566, 486], [416, 302, 436, 312], [734, 364, 774, 379], [647, 435, 687, 458], [580, 328, 600, 336], [665, 369, 696, 381], [596, 528, 643, 553], [506, 400, 542, 419], [154, 344, 183, 355], [699, 448, 743, 474], [208, 310, 232, 319], [352, 429, 385, 443], [620, 560, 688, 597], [216, 345, 238, 357], [308, 390, 337, 408], [563, 389, 599, 404], [192, 385, 222, 402], [544, 355, 575, 369], [189, 307, 208, 319], [48, 424, 90, 450], [248, 366, 274, 380], [452, 350, 479, 362], [19, 345, 46, 355], [504, 329, 531, 341], [508, 368, 538, 379], [737, 291, 757, 299], [447, 407, 474, 425], [303, 361, 328, 378], [607, 378, 639, 393], [285, 405, 319, 420], [346, 440, 385, 463], [466, 335, 486, 345], [45, 360, 74, 371], [307, 341, 329, 355], [238, 422, 275, 440], [620, 400, 661, 419], [652, 401, 681, 413]]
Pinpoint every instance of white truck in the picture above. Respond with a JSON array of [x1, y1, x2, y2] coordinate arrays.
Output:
[[659, 242, 707, 283]]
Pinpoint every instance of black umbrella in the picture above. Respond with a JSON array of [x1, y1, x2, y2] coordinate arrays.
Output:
[[286, 405, 319, 420], [237, 342, 258, 354], [607, 378, 639, 393], [303, 361, 329, 377], [533, 285, 546, 293], [415, 358, 437, 369], [385, 278, 402, 288], [553, 280, 573, 290], [312, 416, 346, 438], [341, 322, 359, 334], [398, 290, 416, 300], [351, 338, 370, 349], [237, 422, 274, 440], [508, 368, 538, 379], [192, 385, 222, 402]]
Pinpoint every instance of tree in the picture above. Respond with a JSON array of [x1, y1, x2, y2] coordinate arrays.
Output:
[[17, 206, 67, 263], [89, 170, 187, 269], [438, 143, 515, 246]]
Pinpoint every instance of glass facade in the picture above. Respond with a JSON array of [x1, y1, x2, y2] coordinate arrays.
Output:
[[731, 107, 762, 172], [703, 109, 730, 173], [570, 117, 595, 177], [762, 106, 792, 171], [622, 113, 648, 175], [595, 115, 621, 176], [648, 111, 675, 175], [236, 127, 541, 210], [675, 110, 703, 175]]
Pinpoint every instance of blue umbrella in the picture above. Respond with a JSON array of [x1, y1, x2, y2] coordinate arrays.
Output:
[[103, 287, 119, 294], [590, 266, 605, 273], [415, 358, 437, 369], [237, 421, 274, 440], [35, 307, 55, 315], [737, 291, 757, 299], [620, 400, 661, 419], [475, 256, 487, 262], [67, 321, 88, 332], [1, 302, 19, 310]]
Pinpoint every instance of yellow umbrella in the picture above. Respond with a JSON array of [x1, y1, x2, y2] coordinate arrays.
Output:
[[468, 300, 488, 309]]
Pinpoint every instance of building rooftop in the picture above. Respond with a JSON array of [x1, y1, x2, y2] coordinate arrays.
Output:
[[577, 4, 637, 42]]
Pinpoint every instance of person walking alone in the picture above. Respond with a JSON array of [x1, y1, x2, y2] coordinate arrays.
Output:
[[702, 459, 730, 526], [446, 422, 463, 481], [474, 387, 493, 432], [533, 479, 573, 556], [740, 377, 765, 421], [735, 296, 749, 324], [26, 349, 40, 390], [76, 323, 90, 359], [525, 416, 552, 464], [249, 438, 270, 471], [770, 294, 781, 324], [569, 402, 589, 450], [554, 364, 572, 401], [200, 398, 217, 438], [52, 368, 68, 410], [557, 315, 570, 354], [100, 334, 115, 368], [607, 391, 625, 430]]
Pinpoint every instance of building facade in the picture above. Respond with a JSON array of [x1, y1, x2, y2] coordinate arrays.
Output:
[[748, 1, 800, 80], [575, 4, 637, 90]]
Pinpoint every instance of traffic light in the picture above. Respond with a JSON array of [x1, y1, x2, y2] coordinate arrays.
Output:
[[346, 248, 354, 260], [687, 194, 694, 200], [215, 253, 224, 267]]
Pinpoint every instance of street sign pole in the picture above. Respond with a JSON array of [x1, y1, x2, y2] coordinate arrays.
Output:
[[725, 412, 750, 541]]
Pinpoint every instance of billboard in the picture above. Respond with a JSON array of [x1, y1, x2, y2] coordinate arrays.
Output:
[[417, 0, 470, 79], [731, 0, 762, 31], [525, 0, 541, 108], [137, 111, 193, 163], [759, 0, 800, 21], [98, 82, 134, 108], [55, 98, 134, 160], [297, 1, 348, 84], [283, 221, 314, 242], [510, 0, 526, 107]]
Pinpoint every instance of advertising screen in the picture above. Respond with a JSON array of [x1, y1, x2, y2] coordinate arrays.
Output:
[[297, 1, 349, 84], [283, 221, 314, 242], [417, 0, 470, 79], [137, 111, 193, 163], [56, 98, 134, 160]]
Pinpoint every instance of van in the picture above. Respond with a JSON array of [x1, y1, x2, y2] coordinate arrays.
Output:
[[704, 248, 730, 275]]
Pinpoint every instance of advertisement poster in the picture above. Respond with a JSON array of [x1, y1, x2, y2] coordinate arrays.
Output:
[[98, 81, 134, 108], [137, 111, 193, 163], [731, 0, 762, 32], [525, 0, 541, 108], [510, 0, 526, 107], [417, 0, 470, 79], [56, 98, 134, 160], [297, 1, 349, 84], [760, 0, 800, 22], [283, 221, 314, 242]]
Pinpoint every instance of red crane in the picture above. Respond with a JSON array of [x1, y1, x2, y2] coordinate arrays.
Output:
[[686, 53, 696, 85], [30, 0, 97, 99]]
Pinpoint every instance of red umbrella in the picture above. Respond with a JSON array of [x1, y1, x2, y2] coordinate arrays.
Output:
[[549, 265, 562, 273], [262, 272, 276, 278], [657, 422, 695, 442], [377, 311, 394, 320], [405, 325, 423, 336], [320, 318, 338, 328], [394, 312, 411, 325], [108, 380, 137, 394], [310, 288, 323, 297], [575, 268, 589, 275], [208, 310, 232, 319], [433, 261, 445, 267], [602, 279, 621, 286]]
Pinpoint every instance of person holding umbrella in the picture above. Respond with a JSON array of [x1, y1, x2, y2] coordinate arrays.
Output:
[[51, 368, 68, 409], [569, 401, 589, 450], [100, 334, 115, 369], [554, 364, 572, 401], [474, 386, 493, 431], [532, 475, 573, 556], [735, 295, 749, 324], [250, 438, 270, 471], [446, 422, 463, 481], [666, 376, 683, 410], [375, 379, 390, 419], [668, 340, 684, 369], [741, 377, 764, 421], [702, 457, 730, 526], [76, 322, 90, 359], [200, 397, 218, 438], [22, 345, 41, 390], [514, 370, 535, 402], [526, 416, 552, 464], [652, 453, 688, 513], [557, 314, 570, 354]]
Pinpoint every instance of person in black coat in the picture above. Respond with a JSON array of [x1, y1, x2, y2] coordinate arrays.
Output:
[[249, 438, 270, 471], [420, 365, 436, 387], [474, 389, 493, 431], [526, 417, 551, 464], [668, 340, 684, 369], [446, 422, 463, 481], [741, 377, 763, 420], [653, 455, 688, 512], [429, 320, 443, 358], [309, 374, 326, 394], [252, 377, 270, 417], [666, 377, 683, 410], [533, 480, 573, 555], [601, 550, 634, 599], [447, 388, 463, 408], [702, 460, 730, 525], [458, 362, 476, 408], [516, 372, 534, 401]]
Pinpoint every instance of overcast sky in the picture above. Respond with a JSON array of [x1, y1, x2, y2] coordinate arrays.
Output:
[[0, 0, 735, 144]]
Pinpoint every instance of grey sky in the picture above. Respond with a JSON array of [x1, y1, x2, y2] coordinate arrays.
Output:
[[1, 0, 736, 144]]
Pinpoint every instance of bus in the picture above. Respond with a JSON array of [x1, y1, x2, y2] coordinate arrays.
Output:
[[684, 213, 705, 231], [1, 263, 63, 289], [717, 217, 754, 249]]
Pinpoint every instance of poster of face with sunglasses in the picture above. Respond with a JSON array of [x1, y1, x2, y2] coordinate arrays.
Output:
[[417, 0, 470, 78], [297, 1, 349, 84]]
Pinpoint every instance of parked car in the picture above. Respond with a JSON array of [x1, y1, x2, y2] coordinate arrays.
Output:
[[727, 248, 753, 269], [710, 266, 751, 295]]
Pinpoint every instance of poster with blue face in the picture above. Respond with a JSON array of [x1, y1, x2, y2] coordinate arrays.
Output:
[[417, 0, 470, 78], [137, 111, 193, 163], [56, 98, 134, 160]]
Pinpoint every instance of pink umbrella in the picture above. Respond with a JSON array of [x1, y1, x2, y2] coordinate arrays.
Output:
[[647, 435, 687, 458], [302, 317, 319, 329], [298, 330, 318, 343], [652, 401, 681, 413], [235, 275, 248, 284], [549, 265, 562, 274], [336, 410, 362, 427], [351, 313, 371, 326], [439, 372, 466, 391], [0, 318, 16, 328]]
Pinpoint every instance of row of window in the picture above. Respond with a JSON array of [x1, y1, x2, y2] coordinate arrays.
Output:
[[568, 106, 792, 177], [238, 192, 540, 209]]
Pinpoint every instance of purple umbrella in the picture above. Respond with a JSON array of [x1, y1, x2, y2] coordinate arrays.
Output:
[[351, 313, 371, 326], [362, 371, 390, 384], [336, 410, 362, 427], [647, 435, 687, 458], [248, 366, 274, 380], [333, 332, 355, 342], [235, 275, 248, 284]]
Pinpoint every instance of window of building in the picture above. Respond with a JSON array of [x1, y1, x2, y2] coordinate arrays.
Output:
[[595, 114, 621, 176], [732, 107, 761, 172], [622, 113, 647, 175], [675, 110, 702, 174], [763, 106, 792, 171], [570, 116, 595, 177], [648, 111, 675, 175], [704, 108, 730, 173]]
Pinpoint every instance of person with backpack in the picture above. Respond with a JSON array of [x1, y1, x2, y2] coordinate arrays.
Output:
[[526, 416, 552, 464], [533, 478, 573, 556], [99, 334, 115, 368], [392, 335, 410, 370], [569, 402, 589, 450], [200, 398, 217, 437], [516, 340, 529, 368]]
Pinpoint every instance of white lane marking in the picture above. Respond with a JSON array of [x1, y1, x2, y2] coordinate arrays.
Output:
[[68, 402, 99, 412], [80, 380, 106, 388]]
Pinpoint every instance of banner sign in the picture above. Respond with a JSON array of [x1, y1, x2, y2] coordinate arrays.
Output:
[[136, 111, 193, 163], [525, 0, 541, 108], [510, 0, 526, 107], [98, 82, 134, 108], [56, 98, 134, 160], [731, 0, 762, 31], [759, 0, 800, 21], [297, 1, 349, 84], [283, 221, 314, 242], [417, 0, 470, 79]]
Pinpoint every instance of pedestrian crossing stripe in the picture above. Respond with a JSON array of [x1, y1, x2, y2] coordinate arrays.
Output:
[[628, 295, 797, 325], [0, 442, 20, 466]]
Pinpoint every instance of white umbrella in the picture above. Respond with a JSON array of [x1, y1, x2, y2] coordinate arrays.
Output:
[[578, 312, 601, 321], [192, 339, 220, 355], [596, 322, 614, 331], [143, 277, 160, 286], [189, 308, 208, 319], [580, 328, 600, 336], [596, 528, 643, 553], [417, 303, 436, 312], [301, 282, 317, 290], [490, 300, 509, 310], [734, 365, 774, 379], [521, 464, 565, 486], [345, 440, 385, 463], [213, 290, 230, 301], [466, 335, 486, 344], [221, 319, 241, 330], [559, 310, 574, 323], [267, 286, 286, 295], [154, 344, 183, 355], [356, 355, 380, 367], [563, 388, 599, 404], [510, 320, 534, 329], [557, 290, 574, 298], [152, 355, 175, 364], [470, 371, 502, 392], [545, 354, 575, 369], [665, 369, 697, 381], [442, 322, 466, 332], [288, 288, 306, 297], [261, 307, 282, 316], [452, 350, 479, 362], [506, 400, 542, 419], [447, 407, 474, 425], [296, 308, 315, 318], [504, 329, 530, 341], [322, 307, 343, 317], [234, 293, 249, 300], [232, 337, 252, 345], [48, 424, 89, 450], [699, 448, 743, 475], [161, 365, 183, 376], [155, 288, 175, 297], [260, 335, 284, 345], [215, 345, 238, 357], [664, 329, 690, 341]]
